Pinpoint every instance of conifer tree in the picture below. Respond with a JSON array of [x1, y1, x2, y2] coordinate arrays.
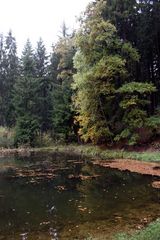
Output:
[[13, 39, 39, 146], [34, 38, 52, 133], [102, 0, 160, 112], [51, 26, 75, 140], [0, 34, 6, 126], [4, 31, 19, 126]]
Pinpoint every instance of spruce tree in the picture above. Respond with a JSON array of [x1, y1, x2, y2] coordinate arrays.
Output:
[[13, 39, 39, 146], [51, 26, 75, 140], [0, 34, 6, 126], [4, 31, 19, 126], [34, 38, 52, 133]]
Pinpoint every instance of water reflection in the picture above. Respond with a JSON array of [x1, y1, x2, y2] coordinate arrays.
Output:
[[0, 152, 159, 239], [20, 232, 28, 240], [49, 228, 58, 240]]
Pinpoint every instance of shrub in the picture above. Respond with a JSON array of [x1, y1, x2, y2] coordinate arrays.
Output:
[[35, 133, 54, 147], [0, 127, 14, 148]]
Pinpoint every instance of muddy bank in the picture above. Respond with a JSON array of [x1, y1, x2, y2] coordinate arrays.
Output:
[[93, 159, 160, 178]]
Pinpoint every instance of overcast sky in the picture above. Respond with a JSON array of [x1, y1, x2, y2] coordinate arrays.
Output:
[[0, 0, 91, 54]]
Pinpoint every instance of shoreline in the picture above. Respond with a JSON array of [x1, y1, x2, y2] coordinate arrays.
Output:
[[93, 159, 160, 178], [0, 145, 160, 179]]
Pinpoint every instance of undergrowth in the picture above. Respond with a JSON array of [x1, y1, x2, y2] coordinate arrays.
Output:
[[0, 127, 14, 148]]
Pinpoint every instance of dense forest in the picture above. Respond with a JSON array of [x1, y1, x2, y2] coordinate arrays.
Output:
[[0, 0, 160, 147]]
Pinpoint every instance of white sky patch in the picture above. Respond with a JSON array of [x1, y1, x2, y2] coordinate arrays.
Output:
[[0, 0, 91, 55]]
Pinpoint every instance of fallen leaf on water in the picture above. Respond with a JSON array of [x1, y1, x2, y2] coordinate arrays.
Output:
[[78, 207, 87, 212], [55, 185, 66, 191], [40, 221, 50, 226]]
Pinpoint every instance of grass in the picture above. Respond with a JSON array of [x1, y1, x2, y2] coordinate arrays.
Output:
[[115, 219, 160, 240], [1, 138, 160, 163], [84, 220, 160, 240], [34, 144, 160, 163]]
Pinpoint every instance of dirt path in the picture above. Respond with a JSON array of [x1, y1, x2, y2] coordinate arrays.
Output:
[[93, 159, 160, 177]]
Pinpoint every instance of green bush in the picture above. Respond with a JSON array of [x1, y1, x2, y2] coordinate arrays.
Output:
[[35, 133, 54, 147], [0, 127, 14, 148]]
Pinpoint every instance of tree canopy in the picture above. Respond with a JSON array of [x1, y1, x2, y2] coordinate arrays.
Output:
[[0, 0, 159, 146]]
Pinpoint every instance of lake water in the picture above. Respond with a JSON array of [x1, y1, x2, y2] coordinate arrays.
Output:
[[0, 152, 159, 239]]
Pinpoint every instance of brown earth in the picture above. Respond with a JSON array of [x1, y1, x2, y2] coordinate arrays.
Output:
[[93, 159, 160, 177]]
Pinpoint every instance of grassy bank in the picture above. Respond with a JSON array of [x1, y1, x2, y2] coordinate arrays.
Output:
[[32, 144, 160, 162], [84, 220, 160, 240], [0, 128, 159, 162], [1, 144, 160, 162], [115, 219, 160, 240]]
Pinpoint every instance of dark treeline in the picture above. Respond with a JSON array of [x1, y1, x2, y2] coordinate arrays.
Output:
[[0, 0, 160, 146]]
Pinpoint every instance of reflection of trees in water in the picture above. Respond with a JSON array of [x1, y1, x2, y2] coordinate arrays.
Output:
[[0, 153, 159, 240]]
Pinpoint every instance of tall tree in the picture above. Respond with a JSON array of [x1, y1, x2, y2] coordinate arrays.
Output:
[[13, 39, 39, 146], [34, 38, 52, 133], [4, 31, 19, 126], [73, 0, 155, 145], [136, 0, 160, 111], [102, 0, 160, 112], [51, 25, 76, 140], [0, 34, 6, 126]]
